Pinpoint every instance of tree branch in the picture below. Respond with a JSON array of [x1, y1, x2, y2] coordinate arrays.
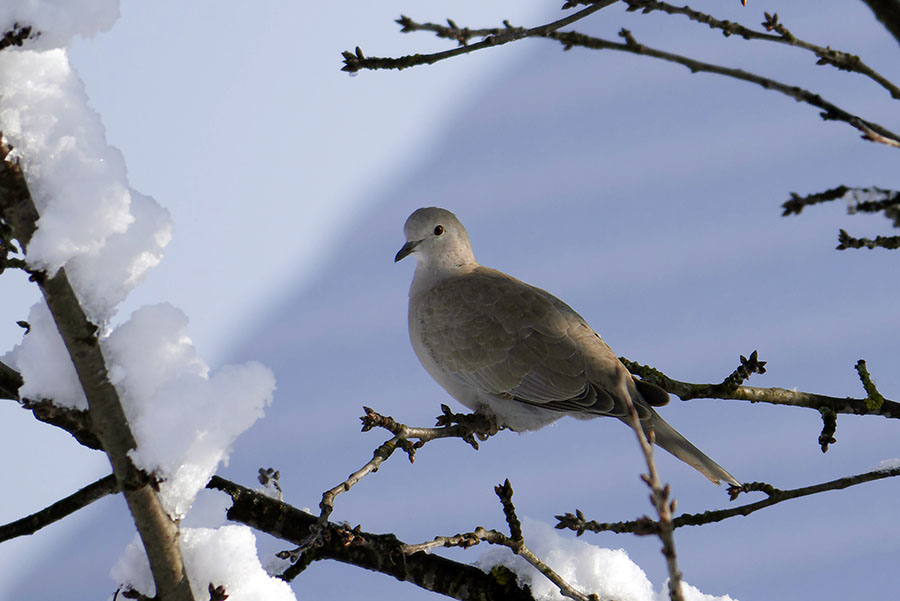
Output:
[[206, 476, 538, 601], [402, 480, 600, 601], [556, 464, 900, 535], [0, 358, 23, 400], [278, 405, 501, 573], [621, 353, 900, 420], [836, 229, 900, 250], [545, 28, 900, 148], [859, 0, 900, 47], [0, 474, 118, 542], [622, 1, 900, 100], [621, 376, 685, 601], [0, 357, 103, 448], [343, 9, 900, 148], [340, 1, 618, 73], [782, 185, 900, 249], [0, 139, 194, 601], [20, 396, 102, 449]]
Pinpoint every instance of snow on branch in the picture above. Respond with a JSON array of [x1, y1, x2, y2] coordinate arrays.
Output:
[[0, 140, 196, 601]]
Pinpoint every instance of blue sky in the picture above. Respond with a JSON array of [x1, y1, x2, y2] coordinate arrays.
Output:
[[2, 1, 899, 599]]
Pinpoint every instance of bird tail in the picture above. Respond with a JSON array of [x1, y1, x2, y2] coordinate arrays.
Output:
[[624, 409, 740, 486]]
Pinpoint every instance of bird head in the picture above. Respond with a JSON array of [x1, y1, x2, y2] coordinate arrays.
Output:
[[395, 207, 476, 269]]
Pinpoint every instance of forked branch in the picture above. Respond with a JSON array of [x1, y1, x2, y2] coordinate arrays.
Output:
[[342, 7, 900, 148]]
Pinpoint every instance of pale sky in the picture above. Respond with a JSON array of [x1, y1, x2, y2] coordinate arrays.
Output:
[[2, 1, 899, 600]]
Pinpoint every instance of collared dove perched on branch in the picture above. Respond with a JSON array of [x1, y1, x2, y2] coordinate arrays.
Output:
[[395, 207, 739, 486]]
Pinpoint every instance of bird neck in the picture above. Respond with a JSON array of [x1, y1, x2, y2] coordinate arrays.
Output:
[[410, 259, 477, 299]]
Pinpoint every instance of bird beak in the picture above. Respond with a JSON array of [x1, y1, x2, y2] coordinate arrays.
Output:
[[394, 239, 421, 262]]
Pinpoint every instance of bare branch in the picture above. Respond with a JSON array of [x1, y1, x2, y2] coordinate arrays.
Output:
[[0, 358, 23, 400], [403, 479, 600, 601], [622, 1, 900, 100], [361, 404, 501, 452], [207, 476, 537, 601], [0, 474, 117, 542], [546, 28, 900, 148], [860, 0, 900, 47], [557, 465, 900, 535], [622, 379, 684, 601], [345, 6, 900, 148], [621, 354, 900, 420], [280, 406, 502, 568], [21, 397, 103, 449], [837, 228, 900, 250], [782, 184, 854, 215], [340, 1, 618, 73], [782, 185, 900, 248]]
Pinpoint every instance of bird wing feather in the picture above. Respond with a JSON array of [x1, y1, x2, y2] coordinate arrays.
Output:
[[415, 267, 638, 416]]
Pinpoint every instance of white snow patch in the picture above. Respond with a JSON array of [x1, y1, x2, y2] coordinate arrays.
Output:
[[111, 526, 296, 601], [1, 48, 172, 324], [6, 300, 88, 409], [874, 458, 900, 472], [1, 50, 132, 277], [67, 189, 172, 321], [105, 303, 276, 517], [0, 1, 119, 50], [475, 518, 736, 601]]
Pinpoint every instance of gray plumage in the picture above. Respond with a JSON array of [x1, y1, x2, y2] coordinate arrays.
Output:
[[396, 207, 738, 486]]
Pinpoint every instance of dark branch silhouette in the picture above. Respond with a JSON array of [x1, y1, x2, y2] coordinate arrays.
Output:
[[341, 8, 900, 149], [621, 1, 900, 99], [207, 476, 538, 601], [0, 474, 117, 543], [860, 0, 900, 46], [403, 479, 601, 601], [621, 352, 900, 421], [556, 465, 900, 535]]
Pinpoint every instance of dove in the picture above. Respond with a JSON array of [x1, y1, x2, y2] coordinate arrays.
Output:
[[395, 207, 738, 486]]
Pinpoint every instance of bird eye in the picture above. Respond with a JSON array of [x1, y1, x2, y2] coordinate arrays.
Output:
[[433, 225, 444, 236]]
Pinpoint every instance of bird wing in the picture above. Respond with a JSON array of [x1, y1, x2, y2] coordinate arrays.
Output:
[[415, 266, 632, 416]]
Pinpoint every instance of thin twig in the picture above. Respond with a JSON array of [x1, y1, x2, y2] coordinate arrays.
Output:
[[344, 10, 900, 148], [281, 406, 501, 563], [546, 28, 900, 148], [402, 480, 599, 601], [361, 404, 501, 453], [782, 185, 853, 215], [0, 474, 118, 542], [620, 354, 900, 420], [622, 1, 900, 100], [340, 1, 618, 72], [837, 229, 900, 250], [556, 465, 900, 535], [207, 476, 536, 600], [622, 381, 685, 601], [280, 433, 409, 563]]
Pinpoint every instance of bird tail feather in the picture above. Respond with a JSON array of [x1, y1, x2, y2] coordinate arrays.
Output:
[[623, 409, 740, 486]]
